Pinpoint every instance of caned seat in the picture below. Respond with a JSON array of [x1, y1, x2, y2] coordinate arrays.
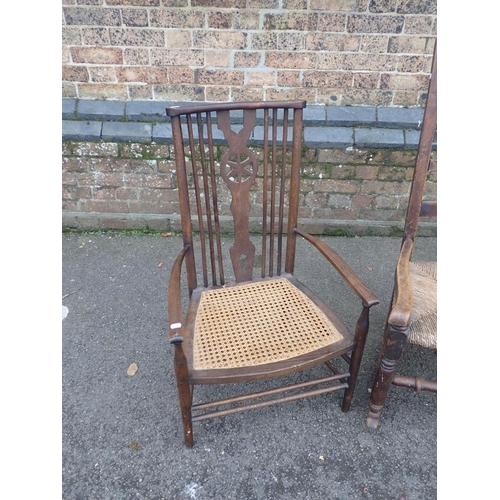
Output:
[[166, 100, 379, 447], [188, 276, 351, 380], [367, 43, 437, 429]]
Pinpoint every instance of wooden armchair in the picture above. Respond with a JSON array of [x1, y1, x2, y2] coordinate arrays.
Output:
[[166, 100, 379, 447], [366, 45, 437, 429]]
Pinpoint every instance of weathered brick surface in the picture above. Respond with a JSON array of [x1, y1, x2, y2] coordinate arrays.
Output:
[[63, 140, 436, 235], [62, 2, 436, 105]]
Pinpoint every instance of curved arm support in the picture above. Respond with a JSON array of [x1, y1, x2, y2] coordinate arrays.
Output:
[[294, 228, 379, 308], [168, 245, 190, 344], [387, 237, 414, 327]]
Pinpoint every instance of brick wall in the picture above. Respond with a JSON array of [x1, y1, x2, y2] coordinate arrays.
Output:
[[62, 0, 437, 107], [62, 139, 437, 236]]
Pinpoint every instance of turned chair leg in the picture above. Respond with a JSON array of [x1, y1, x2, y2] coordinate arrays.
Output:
[[366, 324, 408, 429], [173, 345, 194, 448], [342, 306, 370, 412]]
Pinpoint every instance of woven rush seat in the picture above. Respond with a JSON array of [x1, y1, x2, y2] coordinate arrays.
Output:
[[407, 261, 437, 349], [191, 277, 347, 372]]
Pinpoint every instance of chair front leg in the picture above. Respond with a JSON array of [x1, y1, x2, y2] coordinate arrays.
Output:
[[173, 344, 194, 448], [366, 323, 408, 429], [342, 305, 370, 412]]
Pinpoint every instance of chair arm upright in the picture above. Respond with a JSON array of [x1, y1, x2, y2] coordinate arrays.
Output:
[[168, 245, 190, 345], [294, 228, 379, 308], [387, 238, 414, 327]]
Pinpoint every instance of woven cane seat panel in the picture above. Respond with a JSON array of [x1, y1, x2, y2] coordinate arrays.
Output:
[[193, 278, 343, 370], [408, 260, 437, 349]]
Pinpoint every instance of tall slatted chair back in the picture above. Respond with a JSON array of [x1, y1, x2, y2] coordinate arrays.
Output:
[[166, 100, 380, 447], [168, 102, 304, 292], [366, 44, 437, 430]]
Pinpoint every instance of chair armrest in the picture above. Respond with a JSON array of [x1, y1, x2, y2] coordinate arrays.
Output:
[[167, 245, 190, 344], [387, 238, 414, 327], [294, 228, 380, 308]]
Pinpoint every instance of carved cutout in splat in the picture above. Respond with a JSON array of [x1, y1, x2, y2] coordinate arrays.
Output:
[[217, 109, 258, 282]]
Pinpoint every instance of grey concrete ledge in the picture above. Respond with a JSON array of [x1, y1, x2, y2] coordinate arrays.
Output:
[[63, 98, 425, 129], [62, 99, 432, 149], [63, 118, 426, 149]]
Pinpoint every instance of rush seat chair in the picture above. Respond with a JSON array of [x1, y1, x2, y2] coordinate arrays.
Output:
[[366, 45, 437, 429], [166, 100, 379, 447]]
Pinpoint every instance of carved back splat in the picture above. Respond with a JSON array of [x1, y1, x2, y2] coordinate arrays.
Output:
[[218, 109, 258, 282]]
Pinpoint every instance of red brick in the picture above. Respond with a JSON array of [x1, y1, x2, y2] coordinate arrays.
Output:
[[317, 13, 346, 32], [360, 35, 389, 53], [388, 36, 429, 54], [355, 166, 379, 179], [347, 14, 405, 34], [168, 66, 195, 84], [351, 194, 374, 208], [128, 201, 179, 214], [302, 71, 352, 88], [193, 31, 247, 50], [397, 55, 432, 73], [380, 73, 430, 91], [62, 172, 78, 186], [63, 186, 92, 200], [263, 13, 317, 31], [234, 12, 260, 29], [278, 33, 305, 51], [109, 28, 165, 47], [62, 66, 89, 82], [87, 200, 130, 213], [231, 87, 265, 101], [192, 0, 245, 6], [205, 50, 231, 67], [78, 84, 128, 99], [125, 82, 150, 98], [70, 47, 123, 64], [89, 67, 117, 83], [150, 9, 204, 28], [306, 33, 360, 51], [74, 142, 119, 157], [361, 180, 410, 195], [353, 72, 379, 89], [82, 28, 110, 46], [246, 71, 275, 86], [251, 33, 278, 51], [277, 71, 302, 87], [265, 52, 316, 70], [208, 11, 233, 29], [358, 208, 405, 221], [265, 88, 316, 102], [122, 8, 148, 27], [151, 49, 204, 66], [116, 66, 169, 84], [166, 30, 192, 49], [154, 84, 205, 101], [94, 187, 117, 200], [124, 48, 149, 65], [234, 51, 261, 68], [106, 0, 160, 5], [314, 179, 360, 194], [310, 0, 365, 11], [197, 69, 244, 85], [116, 187, 140, 200]]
